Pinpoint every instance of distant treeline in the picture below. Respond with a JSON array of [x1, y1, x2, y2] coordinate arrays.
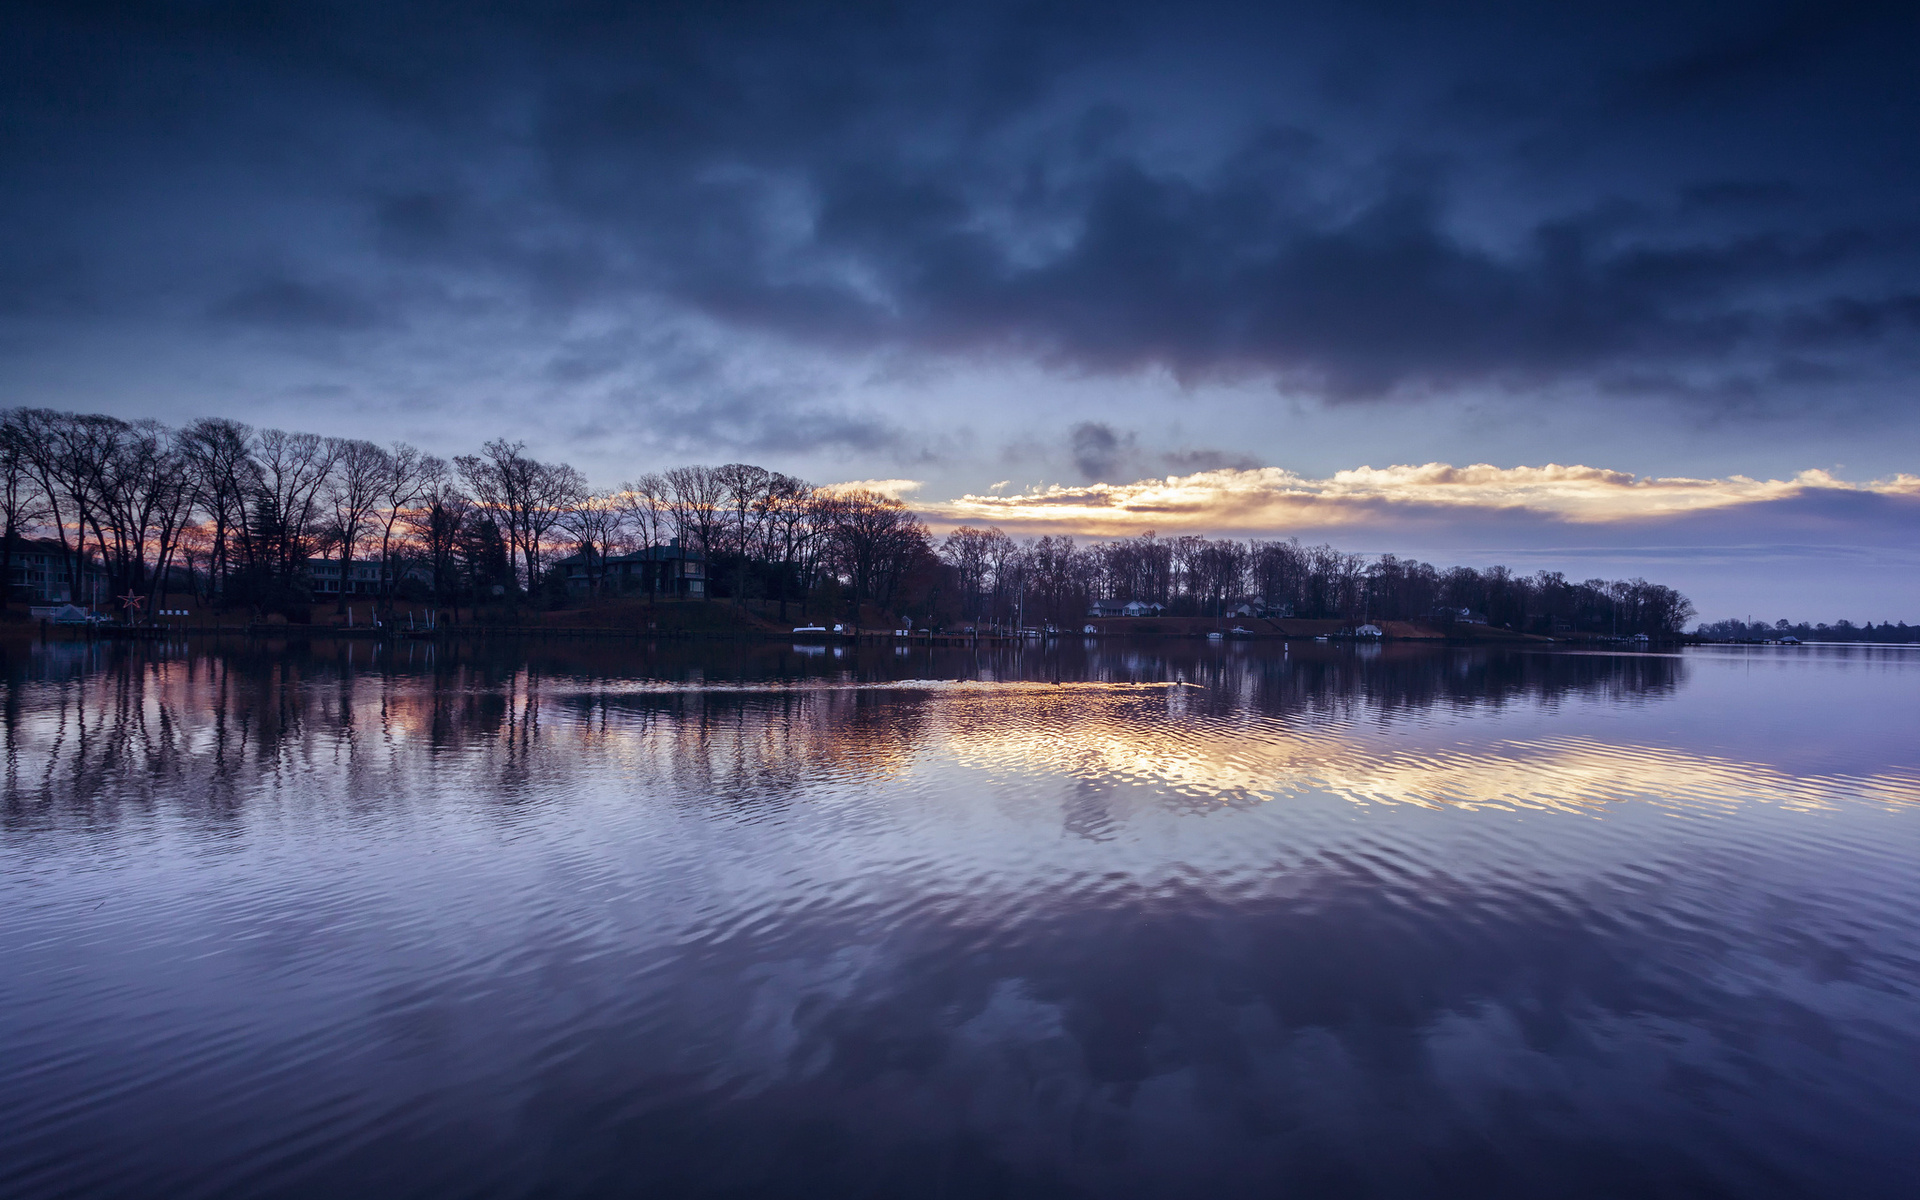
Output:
[[0, 407, 1694, 634], [1693, 618, 1919, 644], [939, 528, 1695, 635]]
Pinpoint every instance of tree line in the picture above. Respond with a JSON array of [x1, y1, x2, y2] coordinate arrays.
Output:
[[937, 529, 1696, 635], [0, 406, 1695, 634], [1693, 618, 1919, 644], [0, 408, 931, 622]]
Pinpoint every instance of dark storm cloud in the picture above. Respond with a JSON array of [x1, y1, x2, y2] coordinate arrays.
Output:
[[210, 278, 382, 331], [1162, 448, 1262, 474], [1069, 422, 1134, 481], [1069, 422, 1260, 481], [3, 0, 1919, 417]]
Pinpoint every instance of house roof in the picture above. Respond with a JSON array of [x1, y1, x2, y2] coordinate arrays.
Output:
[[557, 544, 705, 567], [4, 535, 97, 558]]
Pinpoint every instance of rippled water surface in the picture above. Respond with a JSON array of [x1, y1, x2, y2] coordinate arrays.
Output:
[[3, 638, 1917, 1198]]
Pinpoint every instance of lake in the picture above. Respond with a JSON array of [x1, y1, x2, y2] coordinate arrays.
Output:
[[2, 637, 1917, 1198]]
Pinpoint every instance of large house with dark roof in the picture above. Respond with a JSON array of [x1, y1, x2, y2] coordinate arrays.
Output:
[[4, 536, 107, 604], [553, 539, 707, 597]]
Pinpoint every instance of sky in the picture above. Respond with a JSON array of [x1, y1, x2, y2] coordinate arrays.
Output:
[[2, 0, 1917, 621]]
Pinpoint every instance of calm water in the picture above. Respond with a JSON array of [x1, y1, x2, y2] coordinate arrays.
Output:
[[2, 637, 1917, 1199]]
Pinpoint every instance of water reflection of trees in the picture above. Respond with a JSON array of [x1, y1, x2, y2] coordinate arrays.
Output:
[[1138, 644, 1683, 724], [1, 639, 1680, 827], [0, 641, 937, 828]]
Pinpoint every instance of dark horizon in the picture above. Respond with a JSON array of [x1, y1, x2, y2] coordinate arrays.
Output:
[[2, 404, 1714, 643]]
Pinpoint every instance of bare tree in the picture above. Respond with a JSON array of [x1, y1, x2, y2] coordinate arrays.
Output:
[[14, 410, 130, 609], [0, 411, 50, 608], [616, 473, 671, 603], [403, 461, 471, 613], [663, 465, 725, 600], [455, 440, 585, 598], [324, 439, 391, 612], [173, 521, 214, 602], [371, 442, 431, 613], [252, 428, 341, 606], [714, 462, 772, 605], [559, 489, 625, 599], [454, 442, 519, 590], [940, 527, 1002, 623], [525, 460, 587, 595], [759, 473, 816, 622], [179, 417, 257, 603], [822, 489, 930, 623], [90, 421, 197, 614]]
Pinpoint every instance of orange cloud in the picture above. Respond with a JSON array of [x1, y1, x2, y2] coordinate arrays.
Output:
[[819, 477, 924, 500], [920, 464, 1920, 533]]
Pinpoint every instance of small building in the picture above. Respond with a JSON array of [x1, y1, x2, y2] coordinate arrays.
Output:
[[1354, 624, 1384, 638], [29, 603, 96, 624], [556, 539, 706, 597]]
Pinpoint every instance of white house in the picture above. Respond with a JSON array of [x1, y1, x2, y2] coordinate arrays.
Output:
[[1122, 600, 1164, 617], [1354, 624, 1384, 638], [7, 537, 107, 603]]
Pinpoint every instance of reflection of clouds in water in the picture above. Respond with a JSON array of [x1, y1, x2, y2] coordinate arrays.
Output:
[[4, 647, 1911, 826], [938, 693, 1920, 813]]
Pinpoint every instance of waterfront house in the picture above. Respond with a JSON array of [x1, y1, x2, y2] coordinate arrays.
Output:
[[555, 538, 707, 597], [1229, 600, 1295, 618], [5, 537, 108, 604], [304, 558, 385, 596], [302, 557, 436, 596]]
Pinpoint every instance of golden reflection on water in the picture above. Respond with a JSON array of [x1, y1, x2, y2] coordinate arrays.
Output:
[[5, 653, 1917, 820], [926, 687, 1920, 814]]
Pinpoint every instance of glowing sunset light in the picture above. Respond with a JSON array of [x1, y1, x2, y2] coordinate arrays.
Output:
[[917, 464, 1920, 534]]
